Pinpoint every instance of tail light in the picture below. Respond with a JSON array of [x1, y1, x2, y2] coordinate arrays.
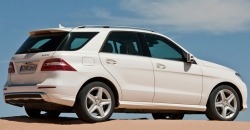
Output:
[[41, 58, 76, 71], [8, 62, 15, 73]]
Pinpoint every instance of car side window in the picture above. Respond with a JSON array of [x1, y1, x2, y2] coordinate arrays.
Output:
[[144, 34, 184, 61], [70, 38, 89, 50], [101, 32, 142, 56], [58, 32, 98, 51]]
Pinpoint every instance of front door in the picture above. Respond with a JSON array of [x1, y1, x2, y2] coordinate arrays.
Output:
[[142, 33, 203, 105]]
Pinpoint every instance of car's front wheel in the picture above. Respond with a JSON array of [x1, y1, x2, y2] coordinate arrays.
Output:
[[206, 85, 240, 121], [75, 82, 115, 123], [152, 113, 184, 120]]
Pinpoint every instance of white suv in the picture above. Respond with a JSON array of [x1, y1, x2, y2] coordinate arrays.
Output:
[[3, 25, 247, 122]]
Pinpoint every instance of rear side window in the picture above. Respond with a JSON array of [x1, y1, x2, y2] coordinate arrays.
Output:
[[16, 32, 68, 54], [58, 32, 98, 51], [101, 32, 142, 56]]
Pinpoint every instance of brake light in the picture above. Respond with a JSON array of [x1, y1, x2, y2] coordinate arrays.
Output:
[[41, 58, 76, 71], [8, 62, 15, 73]]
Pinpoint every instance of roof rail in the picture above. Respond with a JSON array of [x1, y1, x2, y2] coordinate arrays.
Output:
[[76, 25, 154, 32]]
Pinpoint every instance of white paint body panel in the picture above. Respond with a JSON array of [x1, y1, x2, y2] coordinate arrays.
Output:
[[99, 53, 154, 102], [151, 58, 203, 105], [3, 27, 247, 115]]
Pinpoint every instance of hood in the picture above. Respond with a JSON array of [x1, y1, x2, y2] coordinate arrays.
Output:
[[197, 59, 235, 72]]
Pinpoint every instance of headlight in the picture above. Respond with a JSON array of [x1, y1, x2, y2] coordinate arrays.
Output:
[[236, 73, 243, 81]]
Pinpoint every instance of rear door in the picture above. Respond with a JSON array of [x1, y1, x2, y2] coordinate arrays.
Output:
[[9, 31, 69, 85], [99, 31, 154, 102]]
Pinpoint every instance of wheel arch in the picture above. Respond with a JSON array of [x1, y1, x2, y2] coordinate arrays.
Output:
[[75, 77, 120, 107], [208, 82, 243, 110]]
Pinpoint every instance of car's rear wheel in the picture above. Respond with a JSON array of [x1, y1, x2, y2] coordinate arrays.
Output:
[[206, 85, 240, 121], [152, 113, 184, 120], [45, 111, 61, 118], [25, 107, 41, 118], [25, 107, 61, 118], [75, 82, 115, 123]]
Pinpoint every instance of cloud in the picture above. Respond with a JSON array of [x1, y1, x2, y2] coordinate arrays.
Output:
[[90, 7, 151, 26], [69, 1, 250, 33], [119, 0, 250, 33]]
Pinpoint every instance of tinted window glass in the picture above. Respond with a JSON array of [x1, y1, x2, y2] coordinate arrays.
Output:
[[16, 32, 98, 54], [101, 32, 142, 56], [31, 39, 51, 49], [144, 34, 184, 61], [58, 32, 98, 51], [16, 32, 68, 54], [70, 38, 88, 50]]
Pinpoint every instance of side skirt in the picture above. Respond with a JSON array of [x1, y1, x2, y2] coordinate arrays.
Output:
[[116, 101, 206, 113]]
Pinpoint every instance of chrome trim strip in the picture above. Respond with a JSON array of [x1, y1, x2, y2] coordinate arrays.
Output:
[[4, 92, 51, 102], [4, 92, 46, 95], [5, 98, 42, 100], [8, 84, 38, 87]]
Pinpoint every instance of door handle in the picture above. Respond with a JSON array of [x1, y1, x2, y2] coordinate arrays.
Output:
[[156, 63, 166, 69], [106, 59, 117, 64]]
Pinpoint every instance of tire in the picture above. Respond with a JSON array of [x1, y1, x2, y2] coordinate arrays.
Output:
[[75, 82, 115, 123], [25, 107, 60, 118], [25, 107, 41, 118], [152, 113, 184, 120], [205, 85, 240, 121]]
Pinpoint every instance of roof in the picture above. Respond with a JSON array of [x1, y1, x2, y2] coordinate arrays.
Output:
[[29, 25, 155, 35], [76, 25, 154, 32]]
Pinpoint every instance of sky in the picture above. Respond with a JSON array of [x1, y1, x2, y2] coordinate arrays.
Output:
[[0, 0, 250, 121]]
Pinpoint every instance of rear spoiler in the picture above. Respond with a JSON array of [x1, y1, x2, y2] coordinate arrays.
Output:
[[29, 28, 71, 36]]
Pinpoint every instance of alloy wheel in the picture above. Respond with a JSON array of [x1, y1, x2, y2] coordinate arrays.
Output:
[[85, 87, 112, 119], [214, 89, 237, 119]]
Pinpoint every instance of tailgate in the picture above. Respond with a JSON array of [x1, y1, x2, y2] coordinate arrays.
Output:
[[10, 53, 53, 85], [9, 30, 69, 85]]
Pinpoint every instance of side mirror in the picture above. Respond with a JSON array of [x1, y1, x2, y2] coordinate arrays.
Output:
[[186, 53, 195, 63]]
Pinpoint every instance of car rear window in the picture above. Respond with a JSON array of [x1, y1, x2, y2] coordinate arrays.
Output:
[[16, 32, 98, 54]]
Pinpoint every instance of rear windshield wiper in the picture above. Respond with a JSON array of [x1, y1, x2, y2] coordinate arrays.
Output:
[[27, 48, 43, 53]]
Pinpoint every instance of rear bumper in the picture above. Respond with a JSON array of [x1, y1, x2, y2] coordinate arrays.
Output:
[[4, 92, 49, 106], [4, 91, 73, 112], [3, 84, 76, 107]]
